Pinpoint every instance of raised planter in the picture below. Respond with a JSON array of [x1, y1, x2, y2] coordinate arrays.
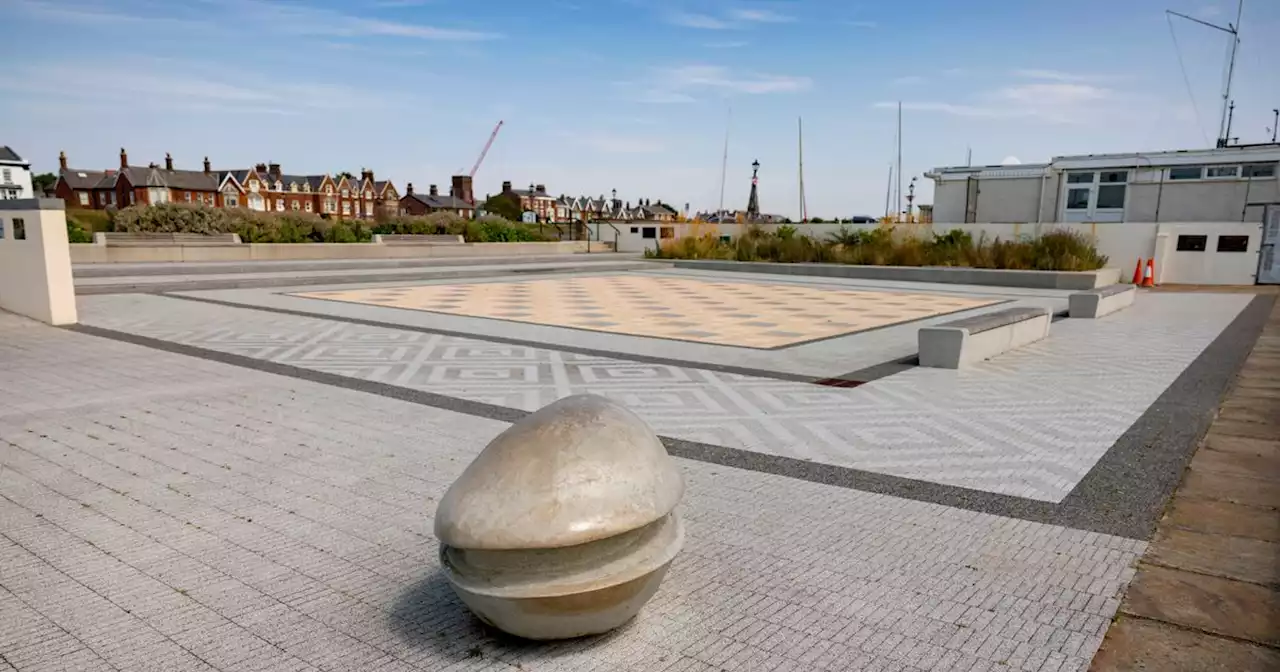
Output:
[[70, 240, 612, 264], [668, 260, 1120, 290]]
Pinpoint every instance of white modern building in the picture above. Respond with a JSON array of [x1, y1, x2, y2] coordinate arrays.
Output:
[[0, 146, 34, 200], [927, 143, 1279, 225]]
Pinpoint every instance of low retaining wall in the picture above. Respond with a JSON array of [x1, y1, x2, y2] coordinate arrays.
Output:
[[70, 240, 607, 264], [669, 260, 1120, 290]]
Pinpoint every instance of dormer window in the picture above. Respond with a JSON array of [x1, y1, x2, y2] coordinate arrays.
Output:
[[325, 185, 333, 194], [248, 180, 258, 192], [365, 191, 372, 199], [303, 183, 311, 192], [274, 181, 283, 191], [290, 183, 298, 192], [341, 188, 349, 197]]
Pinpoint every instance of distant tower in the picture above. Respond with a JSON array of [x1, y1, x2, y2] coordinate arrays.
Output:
[[746, 159, 760, 220]]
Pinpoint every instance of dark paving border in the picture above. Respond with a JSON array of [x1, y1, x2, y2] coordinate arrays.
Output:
[[66, 294, 1273, 540], [159, 293, 906, 385]]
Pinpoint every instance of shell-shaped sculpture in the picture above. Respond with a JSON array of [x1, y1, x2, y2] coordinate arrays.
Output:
[[434, 394, 686, 640]]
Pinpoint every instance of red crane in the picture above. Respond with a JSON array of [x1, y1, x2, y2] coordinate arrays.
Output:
[[468, 120, 504, 178]]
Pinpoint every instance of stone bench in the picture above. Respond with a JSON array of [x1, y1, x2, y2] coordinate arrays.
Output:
[[96, 232, 241, 246], [373, 234, 465, 245], [1068, 284, 1136, 319], [918, 306, 1052, 369]]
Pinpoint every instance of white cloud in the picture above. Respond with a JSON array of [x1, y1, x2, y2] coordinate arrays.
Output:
[[9, 0, 201, 27], [728, 8, 795, 23], [634, 89, 697, 104], [847, 20, 878, 28], [875, 80, 1117, 124], [1013, 69, 1121, 83], [666, 11, 734, 29], [1001, 156, 1022, 165], [659, 64, 812, 94], [222, 0, 500, 40], [0, 61, 403, 114]]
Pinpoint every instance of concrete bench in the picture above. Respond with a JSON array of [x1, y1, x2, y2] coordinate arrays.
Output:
[[97, 232, 241, 246], [373, 234, 465, 245], [918, 306, 1052, 369], [1068, 284, 1136, 319]]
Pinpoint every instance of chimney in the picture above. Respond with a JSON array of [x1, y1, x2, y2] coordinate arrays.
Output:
[[268, 162, 281, 178], [58, 151, 68, 171], [254, 163, 267, 173], [362, 168, 374, 182], [406, 182, 414, 195], [120, 147, 128, 169], [203, 156, 211, 174], [451, 175, 474, 204], [429, 184, 438, 197], [536, 184, 546, 194], [165, 152, 174, 171], [502, 180, 512, 193]]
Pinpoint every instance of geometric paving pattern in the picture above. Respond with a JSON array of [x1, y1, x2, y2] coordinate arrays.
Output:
[[292, 275, 1001, 349], [0, 313, 1146, 672], [79, 291, 1249, 503]]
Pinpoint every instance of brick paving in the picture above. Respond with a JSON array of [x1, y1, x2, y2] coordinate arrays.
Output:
[[1090, 296, 1280, 671], [0, 313, 1151, 671]]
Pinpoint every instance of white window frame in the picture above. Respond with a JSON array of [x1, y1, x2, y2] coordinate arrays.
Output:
[[274, 181, 283, 191], [1, 169, 10, 183], [78, 192, 89, 206], [341, 188, 349, 198], [305, 201, 313, 213], [226, 195, 239, 208], [341, 201, 351, 215], [364, 202, 373, 216], [1206, 166, 1239, 178], [275, 199, 285, 212], [1061, 170, 1127, 222], [291, 200, 300, 211]]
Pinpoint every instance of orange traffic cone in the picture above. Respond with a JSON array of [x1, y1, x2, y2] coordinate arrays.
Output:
[[1141, 258, 1155, 288], [1132, 258, 1143, 285]]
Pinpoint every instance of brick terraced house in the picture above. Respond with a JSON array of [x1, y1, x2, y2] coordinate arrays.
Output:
[[55, 149, 398, 220]]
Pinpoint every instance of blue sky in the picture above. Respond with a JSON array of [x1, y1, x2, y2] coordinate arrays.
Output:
[[2, 0, 1277, 219]]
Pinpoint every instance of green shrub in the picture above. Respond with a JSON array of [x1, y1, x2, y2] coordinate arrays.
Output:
[[66, 219, 94, 243], [656, 225, 1107, 272]]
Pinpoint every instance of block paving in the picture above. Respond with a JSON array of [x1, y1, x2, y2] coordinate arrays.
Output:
[[0, 313, 1147, 671]]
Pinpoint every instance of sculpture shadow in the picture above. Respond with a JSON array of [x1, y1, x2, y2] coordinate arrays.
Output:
[[389, 570, 638, 664]]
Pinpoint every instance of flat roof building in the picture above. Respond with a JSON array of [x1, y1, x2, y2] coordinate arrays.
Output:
[[927, 143, 1279, 225]]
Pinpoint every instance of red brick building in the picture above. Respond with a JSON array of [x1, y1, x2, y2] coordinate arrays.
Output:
[[56, 149, 398, 220]]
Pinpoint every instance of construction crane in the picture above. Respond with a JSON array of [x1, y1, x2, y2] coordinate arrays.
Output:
[[466, 120, 504, 178]]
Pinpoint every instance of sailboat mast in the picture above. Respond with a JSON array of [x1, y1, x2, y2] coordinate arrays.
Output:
[[896, 101, 903, 221], [884, 164, 893, 218], [718, 105, 732, 214], [798, 117, 807, 222]]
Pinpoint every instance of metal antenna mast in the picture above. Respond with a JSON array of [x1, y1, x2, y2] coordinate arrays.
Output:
[[1166, 0, 1244, 147]]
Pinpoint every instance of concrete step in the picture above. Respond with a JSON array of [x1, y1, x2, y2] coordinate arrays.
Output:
[[74, 260, 664, 294], [73, 253, 643, 277]]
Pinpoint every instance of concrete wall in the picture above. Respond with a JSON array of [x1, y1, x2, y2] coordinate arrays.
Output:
[[1127, 179, 1278, 224], [936, 171, 1279, 225], [1153, 222, 1262, 286], [905, 221, 1259, 285], [69, 239, 605, 264], [931, 181, 969, 224], [0, 199, 77, 324]]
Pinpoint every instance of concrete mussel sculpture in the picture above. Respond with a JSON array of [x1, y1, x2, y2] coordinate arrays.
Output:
[[434, 394, 686, 640]]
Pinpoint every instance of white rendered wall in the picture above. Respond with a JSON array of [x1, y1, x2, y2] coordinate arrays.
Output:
[[0, 199, 78, 324]]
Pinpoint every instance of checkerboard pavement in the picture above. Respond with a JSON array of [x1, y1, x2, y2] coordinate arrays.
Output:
[[0, 313, 1144, 671], [294, 275, 999, 349]]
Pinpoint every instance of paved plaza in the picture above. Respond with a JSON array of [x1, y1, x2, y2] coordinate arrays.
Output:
[[1, 265, 1274, 671], [294, 275, 1000, 348]]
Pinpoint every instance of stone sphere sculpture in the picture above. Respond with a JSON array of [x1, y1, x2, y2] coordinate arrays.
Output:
[[434, 394, 685, 640]]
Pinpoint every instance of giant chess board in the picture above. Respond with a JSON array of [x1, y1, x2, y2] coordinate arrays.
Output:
[[294, 275, 1002, 348]]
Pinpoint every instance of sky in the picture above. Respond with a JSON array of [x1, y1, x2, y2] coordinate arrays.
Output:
[[2, 0, 1278, 220]]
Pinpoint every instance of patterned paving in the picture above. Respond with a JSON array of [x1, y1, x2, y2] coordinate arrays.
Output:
[[0, 313, 1147, 672], [292, 275, 1000, 349], [79, 291, 1249, 502]]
